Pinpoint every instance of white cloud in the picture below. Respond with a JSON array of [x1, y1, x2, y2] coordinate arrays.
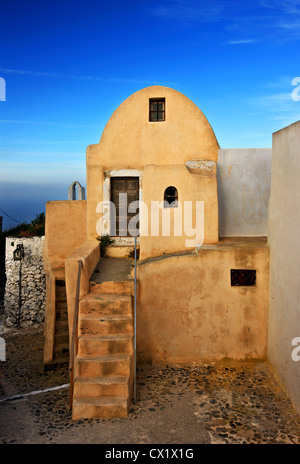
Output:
[[248, 92, 293, 107], [260, 0, 300, 15], [245, 88, 300, 127], [147, 0, 300, 42], [147, 0, 225, 22], [0, 68, 177, 87], [0, 119, 99, 128], [226, 39, 257, 44], [0, 149, 85, 158]]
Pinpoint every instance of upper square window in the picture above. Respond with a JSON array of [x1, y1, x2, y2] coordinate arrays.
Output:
[[149, 98, 165, 122]]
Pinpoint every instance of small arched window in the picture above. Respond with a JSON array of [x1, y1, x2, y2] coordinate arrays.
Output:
[[164, 186, 178, 208]]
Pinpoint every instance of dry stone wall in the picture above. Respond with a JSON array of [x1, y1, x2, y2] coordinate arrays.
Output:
[[4, 237, 46, 328]]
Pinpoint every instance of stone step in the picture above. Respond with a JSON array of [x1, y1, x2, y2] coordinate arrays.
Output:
[[79, 293, 132, 316], [72, 396, 129, 419], [76, 353, 132, 377], [89, 280, 134, 296], [44, 356, 69, 371], [56, 301, 67, 310], [55, 310, 68, 321], [78, 314, 133, 336], [56, 293, 66, 301], [78, 333, 133, 356], [74, 375, 130, 398], [55, 320, 69, 333], [54, 342, 69, 359], [55, 331, 69, 345], [56, 288, 66, 296]]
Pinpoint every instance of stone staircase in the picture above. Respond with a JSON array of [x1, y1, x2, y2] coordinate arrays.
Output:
[[71, 258, 135, 420], [51, 280, 69, 368]]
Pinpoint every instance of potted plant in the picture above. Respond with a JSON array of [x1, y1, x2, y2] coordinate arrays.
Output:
[[97, 234, 114, 258]]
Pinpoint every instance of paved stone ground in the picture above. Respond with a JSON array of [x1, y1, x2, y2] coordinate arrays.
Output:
[[0, 326, 300, 445]]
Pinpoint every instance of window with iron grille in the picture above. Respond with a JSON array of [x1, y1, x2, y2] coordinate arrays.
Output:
[[231, 269, 256, 286], [164, 186, 178, 208], [149, 98, 165, 121]]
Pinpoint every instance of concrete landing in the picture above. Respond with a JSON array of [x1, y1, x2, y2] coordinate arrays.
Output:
[[91, 258, 134, 285]]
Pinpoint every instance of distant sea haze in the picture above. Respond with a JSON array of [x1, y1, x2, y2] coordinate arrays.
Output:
[[0, 182, 67, 230]]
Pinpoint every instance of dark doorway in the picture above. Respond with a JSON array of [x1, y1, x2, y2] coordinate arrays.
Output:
[[110, 177, 139, 236]]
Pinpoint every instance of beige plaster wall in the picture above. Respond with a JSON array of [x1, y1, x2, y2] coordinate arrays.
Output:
[[43, 200, 88, 364], [268, 121, 300, 414], [140, 164, 218, 260], [86, 86, 219, 240], [137, 238, 269, 364], [218, 149, 272, 237], [65, 240, 100, 351], [43, 200, 88, 271]]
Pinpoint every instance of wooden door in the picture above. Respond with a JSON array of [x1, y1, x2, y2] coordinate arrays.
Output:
[[111, 177, 139, 236]]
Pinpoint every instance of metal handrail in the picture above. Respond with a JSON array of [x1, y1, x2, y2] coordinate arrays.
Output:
[[133, 236, 137, 403], [69, 259, 83, 409]]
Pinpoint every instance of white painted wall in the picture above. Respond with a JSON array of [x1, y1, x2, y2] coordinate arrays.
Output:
[[268, 121, 300, 414], [218, 149, 272, 237]]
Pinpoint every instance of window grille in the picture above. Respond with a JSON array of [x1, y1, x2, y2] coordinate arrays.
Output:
[[149, 98, 165, 121], [231, 269, 256, 286]]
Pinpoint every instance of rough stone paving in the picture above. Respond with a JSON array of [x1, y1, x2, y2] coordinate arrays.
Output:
[[0, 327, 300, 444]]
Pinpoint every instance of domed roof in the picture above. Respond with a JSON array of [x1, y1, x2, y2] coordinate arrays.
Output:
[[87, 86, 219, 168]]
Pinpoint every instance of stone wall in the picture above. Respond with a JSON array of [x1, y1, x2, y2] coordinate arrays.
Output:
[[0, 231, 5, 315], [4, 236, 46, 328]]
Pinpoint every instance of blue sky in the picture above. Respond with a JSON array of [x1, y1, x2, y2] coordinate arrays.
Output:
[[1, 0, 300, 229]]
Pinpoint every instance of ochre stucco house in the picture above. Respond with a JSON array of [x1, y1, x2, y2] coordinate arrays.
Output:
[[43, 86, 271, 419]]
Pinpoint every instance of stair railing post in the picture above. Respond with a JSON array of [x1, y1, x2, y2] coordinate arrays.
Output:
[[134, 235, 137, 404], [69, 259, 83, 410]]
